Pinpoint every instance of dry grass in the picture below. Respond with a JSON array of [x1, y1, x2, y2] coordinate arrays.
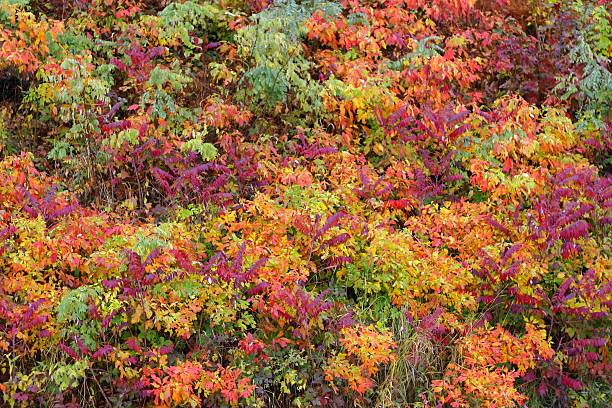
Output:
[[374, 312, 450, 408]]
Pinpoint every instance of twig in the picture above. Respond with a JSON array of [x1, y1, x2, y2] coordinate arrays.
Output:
[[89, 368, 113, 408]]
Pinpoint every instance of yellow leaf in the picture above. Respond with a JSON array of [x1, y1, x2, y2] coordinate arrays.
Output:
[[131, 305, 142, 324]]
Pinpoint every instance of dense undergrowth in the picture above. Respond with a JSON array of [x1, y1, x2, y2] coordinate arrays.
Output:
[[0, 0, 610, 407]]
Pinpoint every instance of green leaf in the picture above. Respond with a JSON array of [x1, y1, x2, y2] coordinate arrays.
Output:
[[57, 286, 100, 323], [182, 130, 218, 161]]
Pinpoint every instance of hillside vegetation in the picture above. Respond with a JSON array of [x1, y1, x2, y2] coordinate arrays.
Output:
[[0, 0, 610, 407]]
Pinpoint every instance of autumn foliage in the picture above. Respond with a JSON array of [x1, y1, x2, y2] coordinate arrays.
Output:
[[0, 0, 610, 407]]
